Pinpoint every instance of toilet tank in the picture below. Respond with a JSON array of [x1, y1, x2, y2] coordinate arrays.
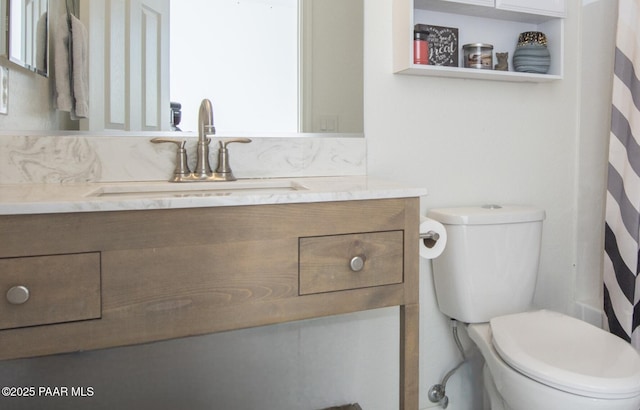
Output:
[[427, 205, 545, 323]]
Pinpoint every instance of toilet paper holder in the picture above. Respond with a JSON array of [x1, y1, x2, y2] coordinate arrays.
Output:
[[420, 231, 441, 249], [420, 231, 440, 241], [419, 217, 447, 258]]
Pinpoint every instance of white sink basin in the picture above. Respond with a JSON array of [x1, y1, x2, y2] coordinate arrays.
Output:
[[87, 179, 308, 198]]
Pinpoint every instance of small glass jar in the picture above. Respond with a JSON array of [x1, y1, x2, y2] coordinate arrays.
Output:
[[463, 43, 493, 70]]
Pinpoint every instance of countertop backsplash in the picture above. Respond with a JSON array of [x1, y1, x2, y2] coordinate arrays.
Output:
[[0, 134, 366, 184]]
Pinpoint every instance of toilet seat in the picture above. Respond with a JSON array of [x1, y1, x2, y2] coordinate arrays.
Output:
[[490, 310, 640, 399]]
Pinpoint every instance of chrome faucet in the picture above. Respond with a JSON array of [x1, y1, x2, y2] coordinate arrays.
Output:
[[193, 99, 216, 179], [150, 98, 252, 182]]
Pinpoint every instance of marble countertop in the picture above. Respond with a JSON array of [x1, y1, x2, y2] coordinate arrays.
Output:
[[0, 176, 427, 215]]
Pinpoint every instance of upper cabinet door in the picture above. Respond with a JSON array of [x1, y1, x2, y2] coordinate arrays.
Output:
[[440, 0, 494, 6], [495, 0, 566, 17]]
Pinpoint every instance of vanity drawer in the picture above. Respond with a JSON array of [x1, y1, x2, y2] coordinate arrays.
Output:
[[0, 253, 101, 330], [299, 231, 404, 295]]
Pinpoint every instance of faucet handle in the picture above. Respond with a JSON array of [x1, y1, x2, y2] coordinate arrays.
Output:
[[150, 137, 192, 182], [218, 138, 252, 149], [214, 138, 252, 181], [151, 137, 187, 148]]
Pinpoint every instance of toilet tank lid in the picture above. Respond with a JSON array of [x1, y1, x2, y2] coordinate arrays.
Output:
[[427, 205, 545, 225]]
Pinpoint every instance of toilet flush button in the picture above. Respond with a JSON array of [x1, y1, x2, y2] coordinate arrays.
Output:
[[482, 204, 502, 209]]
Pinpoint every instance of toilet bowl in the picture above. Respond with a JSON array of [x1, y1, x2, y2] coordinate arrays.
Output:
[[426, 205, 640, 409], [468, 310, 640, 410]]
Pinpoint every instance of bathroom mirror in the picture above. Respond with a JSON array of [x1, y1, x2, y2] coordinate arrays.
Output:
[[0, 0, 7, 58], [76, 0, 363, 135], [7, 0, 49, 76]]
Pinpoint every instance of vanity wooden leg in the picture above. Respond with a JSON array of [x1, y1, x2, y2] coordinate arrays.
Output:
[[400, 303, 419, 410]]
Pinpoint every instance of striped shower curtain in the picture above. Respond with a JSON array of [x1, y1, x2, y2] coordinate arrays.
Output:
[[605, 0, 640, 349]]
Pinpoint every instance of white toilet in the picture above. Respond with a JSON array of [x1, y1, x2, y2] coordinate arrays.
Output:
[[427, 205, 640, 410]]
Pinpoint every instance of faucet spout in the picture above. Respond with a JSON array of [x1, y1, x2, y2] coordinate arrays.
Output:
[[194, 99, 216, 178], [198, 98, 215, 140]]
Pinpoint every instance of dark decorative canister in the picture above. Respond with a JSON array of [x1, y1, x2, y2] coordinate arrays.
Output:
[[512, 31, 550, 74]]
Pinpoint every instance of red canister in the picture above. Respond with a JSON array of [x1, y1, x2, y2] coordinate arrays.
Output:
[[414, 31, 429, 65]]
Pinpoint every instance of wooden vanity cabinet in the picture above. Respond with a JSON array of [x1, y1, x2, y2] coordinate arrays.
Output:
[[0, 198, 420, 409]]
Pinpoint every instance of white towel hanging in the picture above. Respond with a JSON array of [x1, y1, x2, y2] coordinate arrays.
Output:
[[54, 11, 88, 119]]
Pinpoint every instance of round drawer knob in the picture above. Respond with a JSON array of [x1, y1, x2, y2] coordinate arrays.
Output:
[[6, 285, 30, 305], [350, 256, 365, 272]]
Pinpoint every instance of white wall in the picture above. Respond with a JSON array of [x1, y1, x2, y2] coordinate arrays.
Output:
[[367, 0, 581, 315], [364, 0, 616, 408], [575, 0, 618, 323]]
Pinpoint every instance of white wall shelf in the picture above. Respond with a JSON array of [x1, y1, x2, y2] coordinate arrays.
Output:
[[393, 0, 565, 82]]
